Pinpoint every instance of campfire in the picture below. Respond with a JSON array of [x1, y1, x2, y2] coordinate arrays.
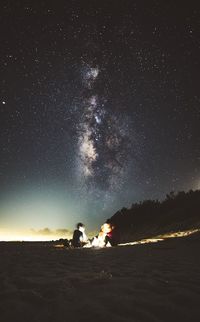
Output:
[[82, 223, 115, 248], [90, 223, 112, 248]]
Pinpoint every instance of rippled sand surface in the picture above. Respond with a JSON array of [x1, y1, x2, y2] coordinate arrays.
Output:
[[0, 234, 200, 322]]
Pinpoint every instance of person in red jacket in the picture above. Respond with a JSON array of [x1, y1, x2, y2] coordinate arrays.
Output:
[[105, 220, 120, 246]]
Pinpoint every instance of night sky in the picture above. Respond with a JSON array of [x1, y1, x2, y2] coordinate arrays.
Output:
[[0, 1, 200, 239]]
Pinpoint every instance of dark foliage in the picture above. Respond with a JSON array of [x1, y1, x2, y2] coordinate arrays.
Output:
[[109, 190, 200, 242]]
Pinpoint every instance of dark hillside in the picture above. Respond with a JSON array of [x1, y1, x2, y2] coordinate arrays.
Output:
[[109, 190, 200, 242]]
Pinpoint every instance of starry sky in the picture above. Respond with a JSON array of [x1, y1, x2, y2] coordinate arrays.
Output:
[[0, 1, 200, 239]]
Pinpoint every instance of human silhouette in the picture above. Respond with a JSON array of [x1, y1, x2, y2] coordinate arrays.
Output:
[[72, 223, 87, 247]]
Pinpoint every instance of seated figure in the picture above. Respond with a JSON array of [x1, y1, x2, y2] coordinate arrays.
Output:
[[91, 223, 112, 247], [72, 223, 87, 247]]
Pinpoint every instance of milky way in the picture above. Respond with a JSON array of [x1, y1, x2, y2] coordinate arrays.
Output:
[[76, 63, 134, 205]]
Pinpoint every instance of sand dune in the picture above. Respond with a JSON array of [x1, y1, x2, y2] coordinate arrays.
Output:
[[0, 233, 200, 322]]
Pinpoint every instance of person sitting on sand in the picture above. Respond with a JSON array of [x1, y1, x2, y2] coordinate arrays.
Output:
[[91, 223, 113, 247], [72, 223, 88, 247], [105, 220, 120, 246]]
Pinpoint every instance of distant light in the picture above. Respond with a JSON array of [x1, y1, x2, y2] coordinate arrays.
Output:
[[2, 101, 6, 105]]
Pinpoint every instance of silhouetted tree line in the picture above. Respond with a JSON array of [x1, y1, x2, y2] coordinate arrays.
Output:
[[109, 190, 200, 242]]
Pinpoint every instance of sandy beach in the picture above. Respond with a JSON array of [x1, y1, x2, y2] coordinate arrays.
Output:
[[0, 233, 200, 322]]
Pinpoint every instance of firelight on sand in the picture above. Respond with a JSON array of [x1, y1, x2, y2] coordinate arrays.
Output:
[[119, 229, 200, 247]]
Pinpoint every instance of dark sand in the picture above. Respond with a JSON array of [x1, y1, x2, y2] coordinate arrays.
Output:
[[0, 234, 200, 322]]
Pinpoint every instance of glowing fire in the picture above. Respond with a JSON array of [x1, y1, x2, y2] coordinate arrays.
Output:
[[90, 223, 112, 247]]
